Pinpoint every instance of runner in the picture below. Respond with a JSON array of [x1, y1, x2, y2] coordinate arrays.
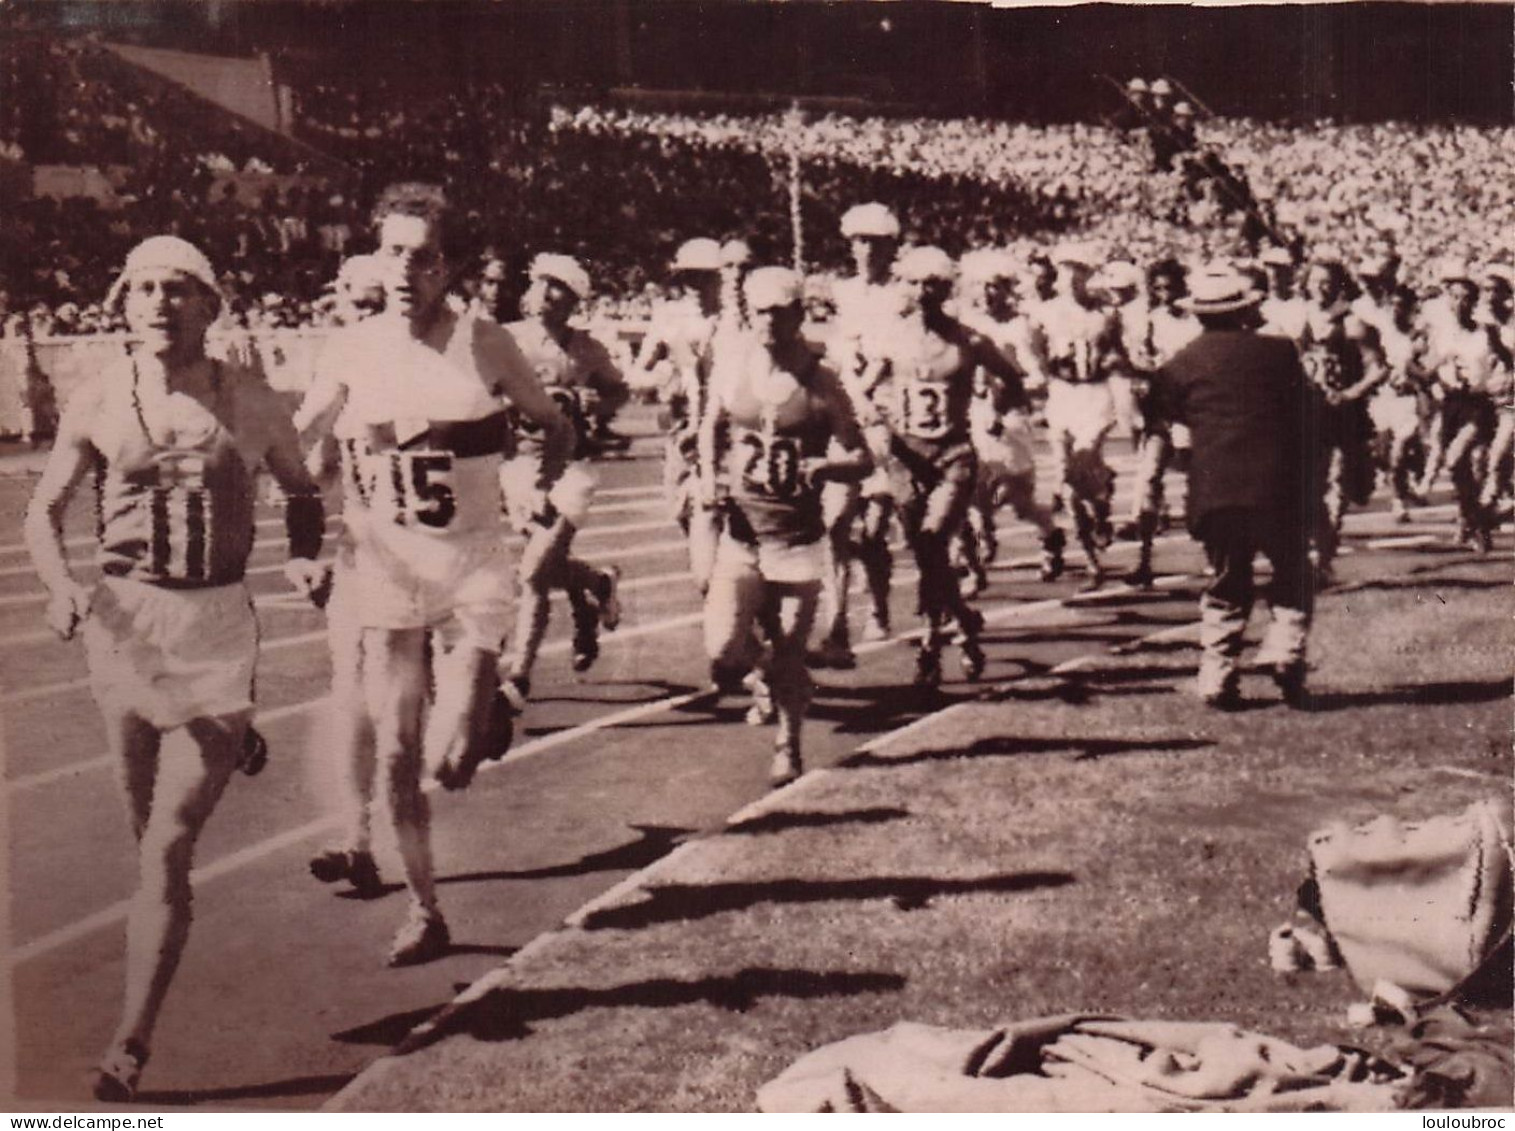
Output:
[[1118, 257, 1201, 587], [699, 266, 872, 786], [1036, 241, 1132, 589], [956, 247, 1065, 591], [23, 236, 328, 1102], [1478, 262, 1515, 516], [814, 202, 904, 667], [500, 253, 625, 700], [1298, 255, 1386, 583], [1416, 261, 1510, 551], [300, 254, 388, 899], [868, 246, 1029, 686], [1368, 283, 1431, 522], [636, 238, 723, 590], [297, 183, 572, 968]]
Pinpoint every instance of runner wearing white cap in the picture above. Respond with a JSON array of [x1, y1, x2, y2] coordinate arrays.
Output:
[[699, 267, 872, 786], [25, 234, 328, 1102], [500, 253, 625, 697], [870, 246, 1029, 686], [1036, 241, 1132, 589], [814, 202, 905, 666], [637, 238, 724, 590], [1415, 262, 1509, 550]]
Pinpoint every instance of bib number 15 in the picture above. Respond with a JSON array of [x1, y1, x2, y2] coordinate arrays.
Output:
[[345, 442, 457, 529]]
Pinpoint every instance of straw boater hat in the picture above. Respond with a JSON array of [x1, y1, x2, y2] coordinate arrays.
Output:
[[1179, 265, 1265, 314]]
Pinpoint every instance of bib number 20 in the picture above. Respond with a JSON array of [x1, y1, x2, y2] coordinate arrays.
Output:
[[738, 432, 802, 499]]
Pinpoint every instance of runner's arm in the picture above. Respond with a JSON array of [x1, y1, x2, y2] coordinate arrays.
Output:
[[23, 381, 102, 637], [967, 331, 1029, 411], [478, 319, 573, 486], [805, 369, 875, 486]]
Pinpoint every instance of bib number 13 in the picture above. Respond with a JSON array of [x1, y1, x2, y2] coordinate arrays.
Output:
[[902, 384, 948, 438]]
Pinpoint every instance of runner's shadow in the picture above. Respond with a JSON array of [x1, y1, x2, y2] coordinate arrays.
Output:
[[529, 679, 702, 706], [136, 1072, 356, 1106], [333, 1005, 446, 1047], [1302, 677, 1513, 712], [438, 825, 694, 886], [408, 966, 909, 1051], [810, 682, 976, 735], [727, 807, 909, 836], [843, 734, 1213, 770], [1339, 576, 1508, 596], [578, 870, 1075, 931]]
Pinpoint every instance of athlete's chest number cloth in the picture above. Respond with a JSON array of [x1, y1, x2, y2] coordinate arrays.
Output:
[[734, 429, 804, 500], [341, 439, 458, 529]]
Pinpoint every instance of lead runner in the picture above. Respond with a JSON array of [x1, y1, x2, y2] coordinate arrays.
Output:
[[24, 236, 328, 1101], [298, 183, 573, 967]]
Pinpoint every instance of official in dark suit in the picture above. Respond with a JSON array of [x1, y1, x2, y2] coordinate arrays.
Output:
[[1156, 265, 1315, 708]]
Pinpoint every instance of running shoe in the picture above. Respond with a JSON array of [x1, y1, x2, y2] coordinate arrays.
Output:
[[571, 627, 600, 673], [597, 565, 623, 631], [93, 1039, 148, 1104], [744, 671, 776, 726], [913, 645, 942, 688], [389, 910, 450, 967], [499, 673, 531, 714], [769, 736, 802, 788], [1038, 529, 1066, 582], [309, 848, 385, 898], [807, 637, 857, 670], [860, 613, 891, 643], [239, 726, 269, 776], [1271, 663, 1309, 709]]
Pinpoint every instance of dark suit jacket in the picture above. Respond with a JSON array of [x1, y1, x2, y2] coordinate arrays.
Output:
[[1156, 328, 1315, 533]]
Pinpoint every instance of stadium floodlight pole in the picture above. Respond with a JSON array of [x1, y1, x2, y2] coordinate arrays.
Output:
[[786, 101, 805, 274]]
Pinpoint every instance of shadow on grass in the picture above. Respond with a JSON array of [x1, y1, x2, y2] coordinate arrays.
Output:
[[727, 807, 909, 836], [438, 825, 695, 886], [844, 734, 1213, 770], [138, 1073, 356, 1106], [579, 870, 1074, 931], [1303, 677, 1513, 713], [409, 966, 909, 1050]]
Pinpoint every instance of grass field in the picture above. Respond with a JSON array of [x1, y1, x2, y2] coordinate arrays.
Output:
[[332, 552, 1512, 1112]]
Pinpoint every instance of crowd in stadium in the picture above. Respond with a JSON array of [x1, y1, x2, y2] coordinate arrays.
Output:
[[5, 35, 1511, 341]]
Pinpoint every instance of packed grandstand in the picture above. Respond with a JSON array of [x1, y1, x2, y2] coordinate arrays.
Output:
[[2, 19, 1512, 343]]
